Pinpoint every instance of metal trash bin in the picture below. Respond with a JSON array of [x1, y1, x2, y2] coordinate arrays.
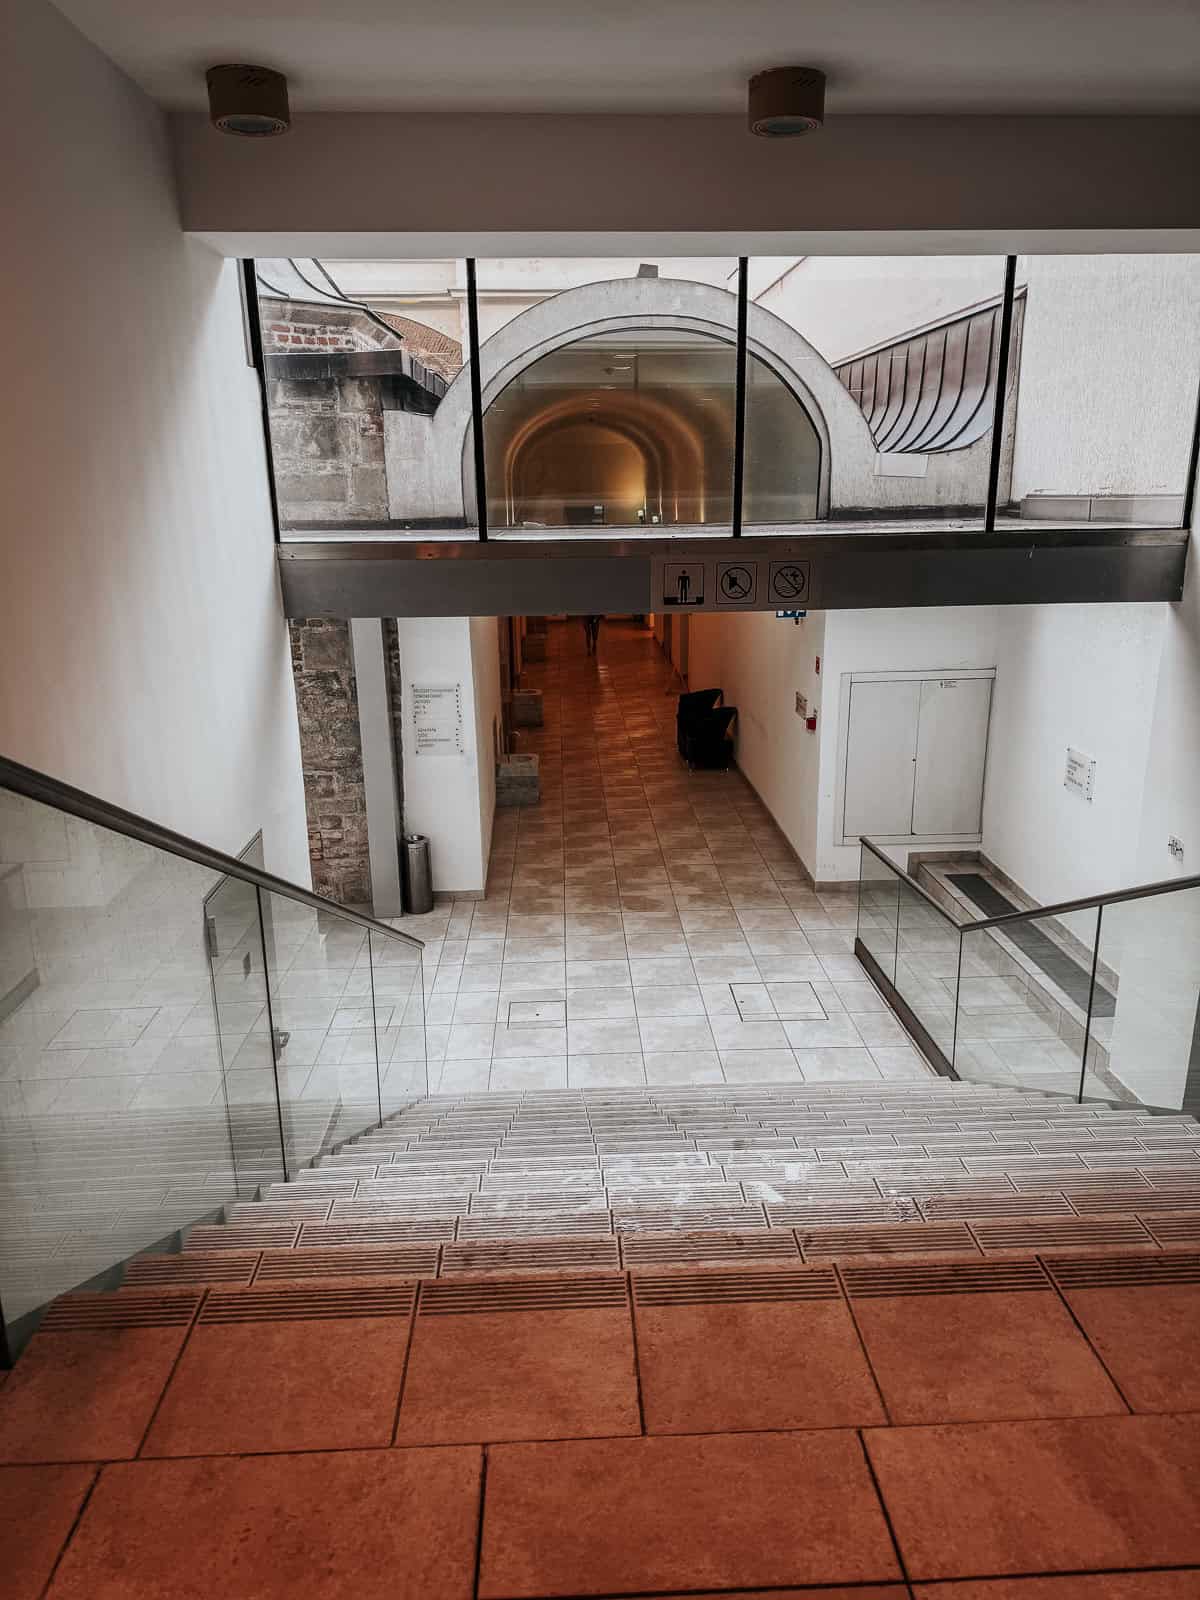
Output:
[[402, 833, 434, 915]]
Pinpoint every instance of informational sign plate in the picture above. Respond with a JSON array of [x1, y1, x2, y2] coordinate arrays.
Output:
[[412, 683, 464, 757], [1064, 747, 1096, 801], [716, 561, 759, 607]]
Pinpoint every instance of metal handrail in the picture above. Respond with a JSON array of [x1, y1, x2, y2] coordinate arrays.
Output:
[[859, 833, 1200, 937], [857, 837, 963, 924], [0, 754, 424, 952], [959, 869, 1200, 932]]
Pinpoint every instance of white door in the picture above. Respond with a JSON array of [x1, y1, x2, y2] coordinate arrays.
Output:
[[843, 679, 922, 838], [911, 677, 993, 835]]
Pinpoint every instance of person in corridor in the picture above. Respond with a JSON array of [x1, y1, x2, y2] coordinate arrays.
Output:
[[582, 613, 603, 654]]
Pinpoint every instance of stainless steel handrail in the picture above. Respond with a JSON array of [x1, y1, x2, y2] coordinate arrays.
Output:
[[0, 754, 423, 952], [857, 837, 964, 924], [858, 833, 1200, 936]]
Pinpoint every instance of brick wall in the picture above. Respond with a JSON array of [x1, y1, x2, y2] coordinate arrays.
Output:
[[288, 618, 372, 906]]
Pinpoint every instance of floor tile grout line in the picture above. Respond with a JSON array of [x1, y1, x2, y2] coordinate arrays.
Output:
[[471, 1443, 490, 1600], [832, 1262, 895, 1427], [131, 1288, 207, 1459], [856, 1425, 913, 1590], [34, 1460, 102, 1600], [387, 1280, 424, 1446], [1038, 1252, 1137, 1415], [624, 1270, 649, 1436]]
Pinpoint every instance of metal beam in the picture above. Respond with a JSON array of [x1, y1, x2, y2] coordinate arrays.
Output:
[[278, 527, 1188, 618]]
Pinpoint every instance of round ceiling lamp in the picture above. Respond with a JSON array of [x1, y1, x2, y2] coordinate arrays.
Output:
[[206, 65, 291, 137], [748, 67, 826, 137]]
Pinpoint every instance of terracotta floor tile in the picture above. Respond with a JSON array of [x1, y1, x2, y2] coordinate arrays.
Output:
[[0, 1464, 96, 1600], [913, 1578, 1200, 1599], [479, 1430, 901, 1597], [0, 1293, 199, 1463], [607, 1591, 907, 1600], [848, 1282, 1125, 1424], [866, 1413, 1200, 1581], [396, 1276, 639, 1444], [44, 1447, 481, 1599], [633, 1268, 885, 1432], [142, 1286, 415, 1456], [1052, 1266, 1200, 1412]]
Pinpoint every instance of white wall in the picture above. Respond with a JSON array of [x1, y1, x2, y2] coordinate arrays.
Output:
[[1011, 255, 1200, 503], [470, 616, 501, 876], [688, 610, 827, 877], [1104, 539, 1200, 1107], [0, 0, 308, 883], [754, 256, 1005, 363], [982, 605, 1165, 906], [395, 618, 495, 894]]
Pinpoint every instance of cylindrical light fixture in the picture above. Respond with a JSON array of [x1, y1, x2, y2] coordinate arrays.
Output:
[[206, 65, 291, 137], [748, 67, 826, 137]]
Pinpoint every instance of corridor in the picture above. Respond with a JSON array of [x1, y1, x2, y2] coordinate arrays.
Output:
[[409, 617, 931, 1092]]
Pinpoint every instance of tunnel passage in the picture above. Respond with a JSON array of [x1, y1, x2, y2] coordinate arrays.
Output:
[[481, 329, 822, 530]]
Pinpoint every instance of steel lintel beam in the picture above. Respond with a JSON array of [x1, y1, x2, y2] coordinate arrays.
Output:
[[277, 528, 1188, 619]]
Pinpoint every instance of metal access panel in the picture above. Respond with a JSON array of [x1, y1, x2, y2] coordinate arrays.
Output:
[[838, 668, 996, 844], [911, 676, 994, 835], [277, 529, 1187, 619]]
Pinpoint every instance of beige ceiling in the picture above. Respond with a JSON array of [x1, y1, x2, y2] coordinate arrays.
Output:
[[50, 0, 1200, 115]]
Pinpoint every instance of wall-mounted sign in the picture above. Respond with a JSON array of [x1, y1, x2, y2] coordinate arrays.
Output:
[[412, 683, 465, 756], [1064, 747, 1096, 801]]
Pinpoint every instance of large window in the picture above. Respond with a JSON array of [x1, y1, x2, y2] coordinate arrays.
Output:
[[253, 251, 1199, 543]]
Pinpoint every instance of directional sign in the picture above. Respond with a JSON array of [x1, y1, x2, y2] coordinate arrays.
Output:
[[768, 560, 811, 604], [662, 562, 706, 607], [716, 561, 758, 607]]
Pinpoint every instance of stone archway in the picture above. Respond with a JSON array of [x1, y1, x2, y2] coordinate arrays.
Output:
[[383, 276, 888, 526]]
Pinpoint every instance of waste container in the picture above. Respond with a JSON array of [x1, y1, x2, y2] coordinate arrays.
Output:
[[402, 833, 434, 915]]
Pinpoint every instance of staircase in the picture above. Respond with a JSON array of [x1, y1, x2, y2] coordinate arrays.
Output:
[[3, 1078, 1200, 1596]]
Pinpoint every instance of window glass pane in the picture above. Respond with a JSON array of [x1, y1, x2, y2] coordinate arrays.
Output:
[[997, 254, 1200, 528], [475, 258, 738, 535], [257, 257, 473, 541], [745, 256, 1007, 533]]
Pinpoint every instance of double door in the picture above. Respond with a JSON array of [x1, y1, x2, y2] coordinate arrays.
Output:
[[840, 670, 994, 842]]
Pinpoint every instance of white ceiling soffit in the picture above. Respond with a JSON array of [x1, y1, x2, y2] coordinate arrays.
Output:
[[51, 0, 1200, 115]]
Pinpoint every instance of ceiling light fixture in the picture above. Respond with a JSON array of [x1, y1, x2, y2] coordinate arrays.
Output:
[[748, 67, 826, 137], [206, 64, 291, 137]]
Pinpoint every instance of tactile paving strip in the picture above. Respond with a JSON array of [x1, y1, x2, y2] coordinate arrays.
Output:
[[418, 1275, 627, 1315], [40, 1289, 202, 1331], [253, 1245, 439, 1280], [440, 1237, 620, 1275], [841, 1259, 1050, 1298], [632, 1266, 840, 1305], [1045, 1251, 1200, 1289], [200, 1284, 416, 1323]]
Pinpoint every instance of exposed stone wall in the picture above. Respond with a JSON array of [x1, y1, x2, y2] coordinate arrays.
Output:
[[262, 301, 398, 526], [288, 618, 372, 906], [268, 372, 388, 525]]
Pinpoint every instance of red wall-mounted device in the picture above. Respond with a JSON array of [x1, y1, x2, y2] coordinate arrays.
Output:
[[805, 712, 818, 732]]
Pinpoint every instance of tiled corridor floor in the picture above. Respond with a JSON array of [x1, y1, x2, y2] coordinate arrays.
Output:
[[403, 617, 931, 1093]]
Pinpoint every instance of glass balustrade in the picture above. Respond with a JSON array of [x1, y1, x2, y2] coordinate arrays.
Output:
[[0, 757, 424, 1361], [855, 836, 1200, 1115]]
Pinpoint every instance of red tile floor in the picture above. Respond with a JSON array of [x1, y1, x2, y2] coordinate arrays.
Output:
[[2, 1249, 1199, 1597]]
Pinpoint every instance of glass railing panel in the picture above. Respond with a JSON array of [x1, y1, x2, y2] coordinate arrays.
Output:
[[955, 905, 1101, 1097], [893, 878, 960, 1064], [372, 927, 427, 1113], [856, 844, 901, 985], [258, 888, 384, 1170], [1090, 888, 1200, 1112], [0, 785, 278, 1352]]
